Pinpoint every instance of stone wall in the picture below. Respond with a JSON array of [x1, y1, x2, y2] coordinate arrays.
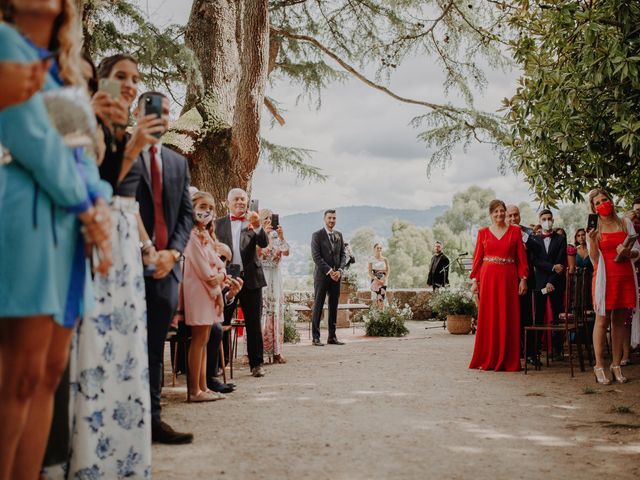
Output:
[[284, 288, 434, 321]]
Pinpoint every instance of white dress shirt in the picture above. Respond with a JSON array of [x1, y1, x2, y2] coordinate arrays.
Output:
[[543, 234, 551, 253], [229, 214, 262, 271]]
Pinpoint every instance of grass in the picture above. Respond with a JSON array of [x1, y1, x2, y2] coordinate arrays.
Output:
[[582, 387, 597, 395], [609, 405, 634, 414], [525, 392, 545, 397]]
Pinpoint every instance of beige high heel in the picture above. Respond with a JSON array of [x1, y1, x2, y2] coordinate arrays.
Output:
[[593, 367, 611, 385], [610, 365, 628, 384]]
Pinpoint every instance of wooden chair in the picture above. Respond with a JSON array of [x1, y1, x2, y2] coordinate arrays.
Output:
[[228, 318, 245, 380], [525, 271, 581, 376]]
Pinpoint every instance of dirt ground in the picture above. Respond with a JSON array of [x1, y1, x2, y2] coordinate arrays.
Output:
[[153, 321, 640, 480]]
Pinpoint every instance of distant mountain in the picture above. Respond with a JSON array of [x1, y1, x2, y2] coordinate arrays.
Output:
[[281, 205, 448, 245]]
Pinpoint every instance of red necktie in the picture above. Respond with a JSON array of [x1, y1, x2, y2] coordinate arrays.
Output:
[[150, 145, 168, 250], [230, 215, 245, 222]]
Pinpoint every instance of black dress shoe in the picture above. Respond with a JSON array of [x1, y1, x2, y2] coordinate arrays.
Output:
[[208, 378, 235, 394], [152, 421, 193, 445], [327, 338, 345, 345], [527, 356, 542, 367], [312, 339, 324, 346]]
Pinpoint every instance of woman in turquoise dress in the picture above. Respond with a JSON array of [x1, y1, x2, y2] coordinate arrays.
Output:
[[0, 1, 112, 478]]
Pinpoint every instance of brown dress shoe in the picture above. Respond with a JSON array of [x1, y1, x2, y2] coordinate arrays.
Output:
[[152, 421, 194, 444]]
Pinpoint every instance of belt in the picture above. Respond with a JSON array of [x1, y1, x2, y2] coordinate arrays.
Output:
[[483, 256, 514, 264]]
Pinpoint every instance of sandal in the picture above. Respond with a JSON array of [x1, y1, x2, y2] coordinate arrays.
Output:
[[610, 365, 628, 384], [593, 367, 611, 385], [273, 354, 287, 364]]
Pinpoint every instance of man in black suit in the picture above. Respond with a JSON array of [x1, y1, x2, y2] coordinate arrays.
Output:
[[310, 209, 348, 346], [506, 204, 539, 366], [135, 92, 194, 444], [214, 188, 269, 377], [426, 241, 450, 291], [531, 208, 567, 357]]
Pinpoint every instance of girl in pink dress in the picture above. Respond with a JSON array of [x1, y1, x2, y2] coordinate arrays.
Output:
[[183, 191, 226, 401]]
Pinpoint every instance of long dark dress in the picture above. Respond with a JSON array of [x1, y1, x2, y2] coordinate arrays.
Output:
[[469, 225, 528, 372]]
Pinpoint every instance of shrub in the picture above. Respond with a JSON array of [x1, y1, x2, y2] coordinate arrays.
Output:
[[364, 302, 411, 337], [428, 288, 477, 321], [283, 307, 301, 344]]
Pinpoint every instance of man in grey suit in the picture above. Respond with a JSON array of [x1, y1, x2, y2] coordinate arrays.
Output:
[[310, 209, 348, 346]]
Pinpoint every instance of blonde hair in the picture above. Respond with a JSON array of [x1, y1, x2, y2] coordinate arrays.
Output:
[[587, 188, 624, 239], [0, 0, 84, 87], [259, 208, 272, 223], [55, 0, 84, 86]]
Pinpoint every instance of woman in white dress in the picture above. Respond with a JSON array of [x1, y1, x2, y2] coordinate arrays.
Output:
[[368, 243, 390, 306]]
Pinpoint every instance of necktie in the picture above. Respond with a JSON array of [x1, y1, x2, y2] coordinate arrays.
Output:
[[328, 232, 335, 244], [150, 145, 168, 250], [231, 215, 245, 222]]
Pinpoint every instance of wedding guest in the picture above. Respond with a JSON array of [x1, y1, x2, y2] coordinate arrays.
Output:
[[136, 91, 195, 443], [0, 60, 48, 110], [215, 189, 269, 377], [587, 188, 640, 384], [574, 229, 593, 273], [183, 191, 226, 401], [258, 208, 290, 363], [311, 209, 348, 346], [506, 204, 538, 366], [426, 241, 449, 291], [56, 53, 163, 478], [469, 200, 528, 372], [530, 209, 567, 359], [368, 243, 390, 305], [0, 2, 112, 478], [555, 227, 567, 238], [532, 224, 542, 236], [621, 209, 640, 365]]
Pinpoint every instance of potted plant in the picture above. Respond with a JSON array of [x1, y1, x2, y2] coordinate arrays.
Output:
[[428, 288, 477, 334], [364, 302, 411, 337]]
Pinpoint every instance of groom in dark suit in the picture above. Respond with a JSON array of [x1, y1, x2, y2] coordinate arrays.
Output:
[[135, 92, 194, 444], [531, 208, 567, 356], [311, 209, 348, 346], [215, 188, 270, 377]]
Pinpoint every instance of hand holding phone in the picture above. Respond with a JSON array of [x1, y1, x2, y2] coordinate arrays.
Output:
[[98, 78, 121, 99], [226, 264, 242, 278], [271, 213, 279, 230], [587, 214, 598, 232], [143, 93, 165, 138]]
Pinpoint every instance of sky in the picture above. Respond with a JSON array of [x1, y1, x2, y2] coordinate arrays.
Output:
[[136, 0, 536, 216]]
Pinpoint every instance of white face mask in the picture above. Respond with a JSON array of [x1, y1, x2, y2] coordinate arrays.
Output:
[[195, 210, 213, 225], [541, 219, 554, 231]]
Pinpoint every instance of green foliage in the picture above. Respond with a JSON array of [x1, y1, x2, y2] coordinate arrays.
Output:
[[283, 307, 301, 344], [386, 220, 433, 288], [506, 0, 640, 205], [81, 0, 201, 105], [346, 227, 377, 287], [428, 288, 478, 321], [433, 186, 496, 235], [364, 302, 411, 337], [260, 138, 326, 182]]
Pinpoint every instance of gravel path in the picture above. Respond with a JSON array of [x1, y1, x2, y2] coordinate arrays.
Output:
[[153, 322, 640, 479]]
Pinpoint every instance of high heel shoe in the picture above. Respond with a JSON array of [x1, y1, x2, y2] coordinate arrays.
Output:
[[610, 365, 628, 384], [593, 367, 611, 385]]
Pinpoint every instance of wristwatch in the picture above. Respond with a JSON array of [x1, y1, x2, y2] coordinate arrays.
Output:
[[169, 249, 181, 262]]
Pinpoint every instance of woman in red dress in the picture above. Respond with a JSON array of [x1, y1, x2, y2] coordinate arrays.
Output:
[[469, 200, 529, 372], [587, 189, 640, 384]]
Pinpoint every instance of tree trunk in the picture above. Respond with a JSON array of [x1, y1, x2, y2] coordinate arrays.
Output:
[[184, 0, 269, 215]]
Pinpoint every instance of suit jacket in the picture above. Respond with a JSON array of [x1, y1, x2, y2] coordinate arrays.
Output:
[[530, 232, 567, 290], [519, 225, 537, 290], [136, 145, 193, 281], [427, 254, 450, 287], [311, 228, 347, 281], [214, 216, 269, 290]]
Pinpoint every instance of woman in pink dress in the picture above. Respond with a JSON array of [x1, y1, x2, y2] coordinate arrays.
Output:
[[183, 191, 226, 401]]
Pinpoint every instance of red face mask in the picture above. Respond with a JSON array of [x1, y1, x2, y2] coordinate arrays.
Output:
[[595, 200, 614, 217]]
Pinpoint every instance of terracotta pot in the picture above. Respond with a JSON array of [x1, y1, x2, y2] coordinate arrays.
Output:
[[446, 314, 472, 335]]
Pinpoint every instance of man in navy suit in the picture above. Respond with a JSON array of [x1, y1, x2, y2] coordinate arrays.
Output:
[[310, 209, 348, 346], [135, 92, 194, 444], [531, 209, 567, 358], [214, 189, 270, 377]]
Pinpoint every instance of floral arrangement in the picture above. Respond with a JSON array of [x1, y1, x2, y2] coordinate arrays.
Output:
[[428, 288, 477, 320], [364, 302, 411, 337]]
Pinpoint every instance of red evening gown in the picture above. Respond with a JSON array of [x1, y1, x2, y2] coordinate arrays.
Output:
[[469, 225, 528, 372]]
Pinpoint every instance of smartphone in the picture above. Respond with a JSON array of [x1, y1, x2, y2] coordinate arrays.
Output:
[[271, 213, 279, 229], [541, 287, 548, 295], [144, 93, 164, 138], [226, 264, 241, 278], [249, 199, 259, 213], [587, 214, 598, 231], [98, 78, 121, 99]]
